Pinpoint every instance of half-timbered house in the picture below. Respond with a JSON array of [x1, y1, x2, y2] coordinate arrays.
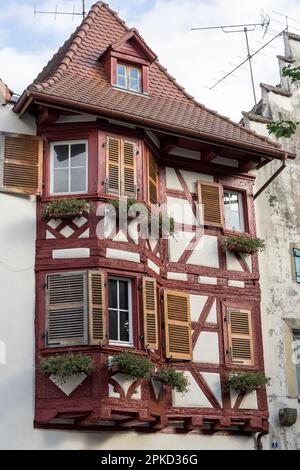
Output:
[[1, 2, 294, 449]]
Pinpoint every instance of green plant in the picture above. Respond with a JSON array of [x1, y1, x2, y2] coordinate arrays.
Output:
[[111, 352, 154, 379], [282, 65, 300, 83], [224, 372, 271, 393], [224, 235, 265, 254], [39, 353, 94, 385], [149, 212, 175, 238], [108, 198, 138, 211], [43, 198, 90, 218], [267, 120, 299, 139], [153, 367, 190, 394]]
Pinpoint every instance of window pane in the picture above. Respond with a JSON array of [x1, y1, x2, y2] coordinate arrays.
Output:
[[70, 168, 86, 192], [129, 68, 139, 80], [53, 145, 69, 168], [71, 144, 86, 167], [120, 310, 129, 342], [129, 78, 140, 92], [224, 191, 243, 231], [117, 64, 127, 88], [119, 280, 129, 310], [109, 309, 118, 341], [293, 332, 300, 392], [108, 279, 118, 309], [53, 168, 69, 193]]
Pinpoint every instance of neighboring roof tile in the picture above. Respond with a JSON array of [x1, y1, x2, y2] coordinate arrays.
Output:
[[16, 1, 283, 155]]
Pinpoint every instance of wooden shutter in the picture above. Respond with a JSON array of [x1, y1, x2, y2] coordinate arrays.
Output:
[[0, 133, 43, 195], [148, 151, 158, 205], [106, 136, 121, 195], [122, 140, 136, 197], [143, 277, 158, 350], [46, 272, 87, 346], [197, 181, 224, 228], [227, 308, 254, 365], [88, 271, 106, 345], [164, 290, 192, 360]]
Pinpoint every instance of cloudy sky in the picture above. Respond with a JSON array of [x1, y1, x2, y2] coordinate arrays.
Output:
[[0, 0, 300, 120]]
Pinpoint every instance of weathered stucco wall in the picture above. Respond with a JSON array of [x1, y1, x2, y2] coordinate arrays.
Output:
[[243, 33, 300, 450]]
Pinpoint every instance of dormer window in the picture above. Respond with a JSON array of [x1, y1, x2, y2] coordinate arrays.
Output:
[[117, 64, 141, 93], [101, 29, 157, 96]]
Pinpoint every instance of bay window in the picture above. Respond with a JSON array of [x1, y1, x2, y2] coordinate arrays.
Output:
[[51, 140, 88, 195]]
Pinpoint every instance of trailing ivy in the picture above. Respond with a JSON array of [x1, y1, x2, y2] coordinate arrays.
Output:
[[153, 367, 190, 394], [111, 352, 154, 379], [282, 65, 300, 83], [39, 353, 94, 385], [267, 120, 299, 139], [224, 235, 265, 254], [43, 198, 90, 219], [224, 372, 271, 393]]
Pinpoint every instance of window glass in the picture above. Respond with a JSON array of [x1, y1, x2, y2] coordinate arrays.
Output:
[[108, 278, 132, 345], [51, 141, 87, 194], [109, 309, 118, 341], [53, 168, 69, 194], [71, 143, 86, 167], [116, 64, 141, 93], [224, 190, 244, 232], [119, 280, 129, 310], [120, 311, 130, 342], [108, 279, 118, 308], [293, 330, 300, 393], [117, 64, 127, 88], [293, 249, 300, 283], [53, 145, 69, 168], [70, 167, 86, 193], [129, 67, 141, 92]]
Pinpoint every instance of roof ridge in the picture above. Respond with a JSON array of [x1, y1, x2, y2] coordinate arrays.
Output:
[[20, 1, 281, 152], [32, 1, 131, 93]]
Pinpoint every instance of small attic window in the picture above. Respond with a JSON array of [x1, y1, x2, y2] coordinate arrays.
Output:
[[116, 63, 141, 93]]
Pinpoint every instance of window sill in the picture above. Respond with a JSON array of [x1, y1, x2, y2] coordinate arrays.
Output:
[[112, 85, 149, 98], [223, 229, 250, 237]]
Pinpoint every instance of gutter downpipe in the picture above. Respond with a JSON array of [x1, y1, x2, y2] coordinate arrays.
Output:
[[255, 431, 269, 450], [254, 153, 287, 200]]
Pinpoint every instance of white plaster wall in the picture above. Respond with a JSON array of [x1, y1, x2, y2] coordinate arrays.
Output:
[[193, 332, 220, 364], [0, 101, 37, 451]]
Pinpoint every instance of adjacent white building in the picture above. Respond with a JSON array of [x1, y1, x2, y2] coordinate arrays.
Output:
[[242, 32, 300, 450]]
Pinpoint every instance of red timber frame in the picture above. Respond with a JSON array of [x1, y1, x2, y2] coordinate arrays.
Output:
[[34, 117, 268, 434]]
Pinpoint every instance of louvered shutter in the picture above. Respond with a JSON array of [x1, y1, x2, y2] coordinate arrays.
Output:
[[197, 181, 224, 228], [227, 309, 254, 365], [143, 277, 158, 350], [106, 136, 121, 195], [148, 152, 158, 205], [122, 140, 136, 197], [0, 133, 43, 195], [46, 272, 87, 346], [164, 290, 192, 360], [88, 271, 106, 345]]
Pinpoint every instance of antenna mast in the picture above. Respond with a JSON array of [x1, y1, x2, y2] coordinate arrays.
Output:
[[34, 1, 86, 20], [191, 11, 271, 106]]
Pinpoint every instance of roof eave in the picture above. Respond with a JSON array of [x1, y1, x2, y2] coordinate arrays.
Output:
[[21, 90, 295, 160]]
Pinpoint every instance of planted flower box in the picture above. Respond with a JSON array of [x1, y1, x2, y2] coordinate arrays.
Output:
[[43, 199, 90, 220], [224, 235, 265, 255]]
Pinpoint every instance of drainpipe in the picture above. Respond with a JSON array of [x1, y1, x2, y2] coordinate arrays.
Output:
[[255, 431, 269, 450], [254, 154, 287, 200]]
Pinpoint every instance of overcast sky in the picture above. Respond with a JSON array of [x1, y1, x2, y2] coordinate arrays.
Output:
[[0, 0, 300, 121]]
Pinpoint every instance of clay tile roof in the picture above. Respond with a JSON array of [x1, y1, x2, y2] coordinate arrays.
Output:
[[15, 1, 285, 156]]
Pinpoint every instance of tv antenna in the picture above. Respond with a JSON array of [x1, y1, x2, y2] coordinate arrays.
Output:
[[34, 1, 86, 20], [191, 10, 271, 106]]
